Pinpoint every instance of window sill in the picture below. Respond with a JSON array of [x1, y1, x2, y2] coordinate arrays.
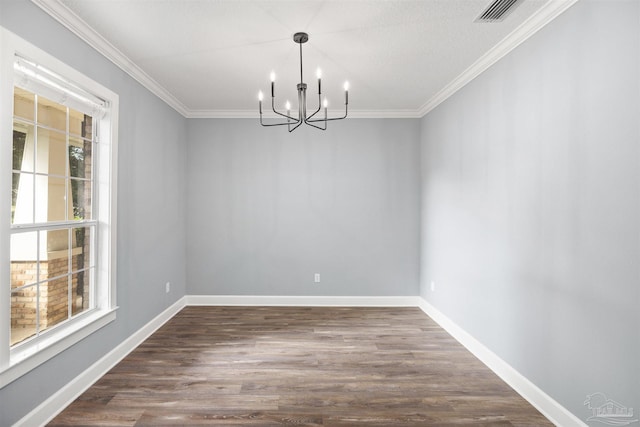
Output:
[[0, 307, 117, 389]]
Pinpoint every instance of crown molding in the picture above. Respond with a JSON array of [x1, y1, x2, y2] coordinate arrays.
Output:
[[32, 0, 579, 120], [185, 109, 423, 119], [30, 0, 190, 117], [417, 0, 580, 116]]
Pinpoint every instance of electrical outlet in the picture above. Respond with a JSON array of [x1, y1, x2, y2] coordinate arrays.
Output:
[[314, 273, 320, 283], [430, 281, 435, 292], [165, 282, 171, 293]]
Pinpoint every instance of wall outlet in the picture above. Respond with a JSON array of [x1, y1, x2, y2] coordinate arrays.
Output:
[[165, 282, 171, 293], [430, 281, 435, 292], [314, 273, 320, 283]]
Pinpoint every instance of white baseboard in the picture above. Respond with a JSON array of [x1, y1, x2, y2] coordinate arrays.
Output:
[[416, 298, 586, 427], [15, 296, 187, 427], [15, 294, 583, 427], [186, 294, 421, 307]]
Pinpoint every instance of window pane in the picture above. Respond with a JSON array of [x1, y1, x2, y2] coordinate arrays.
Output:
[[12, 172, 34, 225], [35, 175, 67, 222], [14, 87, 35, 121], [71, 270, 90, 316], [41, 276, 70, 331], [73, 226, 92, 270], [11, 232, 39, 289], [69, 137, 92, 179], [45, 228, 71, 269], [83, 115, 92, 139], [69, 110, 92, 138], [37, 95, 66, 132], [13, 123, 34, 173], [11, 286, 38, 346], [70, 178, 92, 220], [35, 127, 67, 176], [13, 128, 28, 171]]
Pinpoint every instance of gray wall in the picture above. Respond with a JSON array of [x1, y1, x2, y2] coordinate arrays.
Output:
[[0, 1, 187, 425], [186, 119, 421, 296], [419, 0, 639, 421], [2, 0, 638, 425]]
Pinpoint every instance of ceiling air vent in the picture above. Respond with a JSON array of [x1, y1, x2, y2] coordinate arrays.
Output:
[[475, 0, 522, 22]]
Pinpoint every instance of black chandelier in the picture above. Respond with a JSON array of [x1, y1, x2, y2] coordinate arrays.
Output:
[[258, 32, 349, 132]]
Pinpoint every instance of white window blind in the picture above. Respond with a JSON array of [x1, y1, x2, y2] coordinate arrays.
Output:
[[13, 55, 107, 118]]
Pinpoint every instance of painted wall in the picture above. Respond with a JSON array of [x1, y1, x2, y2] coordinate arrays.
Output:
[[419, 0, 639, 421], [186, 119, 421, 296], [0, 1, 188, 424], [2, 0, 638, 424]]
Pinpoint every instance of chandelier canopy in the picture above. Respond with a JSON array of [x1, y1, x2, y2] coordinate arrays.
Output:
[[258, 32, 349, 132]]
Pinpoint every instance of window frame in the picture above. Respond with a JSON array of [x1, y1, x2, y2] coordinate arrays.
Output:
[[0, 27, 119, 388]]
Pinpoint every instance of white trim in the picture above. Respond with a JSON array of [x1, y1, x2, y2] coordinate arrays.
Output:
[[186, 109, 423, 119], [30, 0, 579, 119], [11, 295, 586, 426], [0, 27, 119, 389], [416, 298, 587, 427], [29, 0, 189, 117], [2, 309, 117, 388], [14, 297, 187, 427], [186, 295, 421, 307], [416, 0, 579, 116], [0, 23, 14, 374]]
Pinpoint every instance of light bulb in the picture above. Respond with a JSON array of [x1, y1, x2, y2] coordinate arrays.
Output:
[[344, 81, 349, 91], [270, 71, 276, 82], [258, 91, 263, 101], [323, 98, 328, 108], [285, 101, 291, 110], [316, 68, 322, 79]]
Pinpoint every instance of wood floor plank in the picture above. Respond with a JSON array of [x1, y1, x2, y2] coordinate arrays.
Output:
[[48, 307, 553, 426]]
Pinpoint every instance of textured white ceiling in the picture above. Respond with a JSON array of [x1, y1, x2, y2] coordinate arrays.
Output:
[[49, 0, 571, 117]]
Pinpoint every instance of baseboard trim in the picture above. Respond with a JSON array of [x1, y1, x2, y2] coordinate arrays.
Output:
[[15, 294, 584, 427], [15, 296, 187, 427], [186, 295, 421, 307], [416, 298, 586, 427]]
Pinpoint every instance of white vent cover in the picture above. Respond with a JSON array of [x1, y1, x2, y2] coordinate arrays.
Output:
[[476, 0, 522, 22]]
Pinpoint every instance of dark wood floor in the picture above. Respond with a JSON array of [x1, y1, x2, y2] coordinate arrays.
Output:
[[49, 306, 552, 426]]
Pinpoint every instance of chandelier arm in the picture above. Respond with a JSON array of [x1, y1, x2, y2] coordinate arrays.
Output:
[[260, 107, 301, 127], [306, 93, 322, 121], [307, 115, 347, 123], [288, 119, 304, 133], [271, 97, 298, 121], [260, 117, 301, 127], [304, 120, 326, 131], [307, 103, 348, 123], [304, 98, 325, 129]]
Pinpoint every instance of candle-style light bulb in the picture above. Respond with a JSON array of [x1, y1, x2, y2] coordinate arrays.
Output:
[[316, 68, 322, 79], [343, 81, 349, 105], [323, 97, 328, 121], [285, 101, 291, 111], [270, 71, 276, 97], [258, 91, 263, 101]]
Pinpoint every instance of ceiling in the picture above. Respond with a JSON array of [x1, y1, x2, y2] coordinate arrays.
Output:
[[34, 0, 578, 118]]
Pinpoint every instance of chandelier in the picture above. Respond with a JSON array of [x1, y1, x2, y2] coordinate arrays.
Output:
[[258, 32, 349, 132]]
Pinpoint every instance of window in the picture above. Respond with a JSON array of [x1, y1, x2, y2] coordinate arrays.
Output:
[[0, 28, 119, 387]]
